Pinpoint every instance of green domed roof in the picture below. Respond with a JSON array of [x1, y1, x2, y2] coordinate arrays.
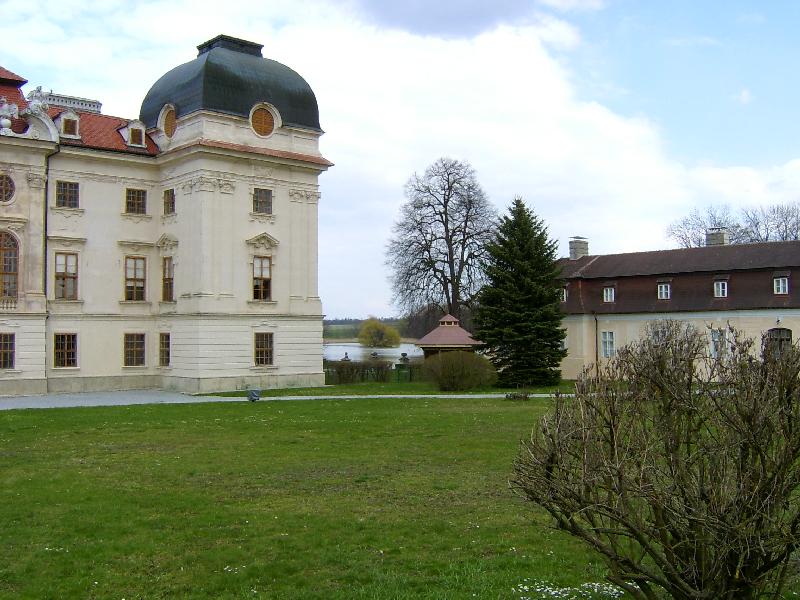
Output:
[[139, 35, 321, 132]]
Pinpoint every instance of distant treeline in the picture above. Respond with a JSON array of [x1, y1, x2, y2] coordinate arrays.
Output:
[[323, 318, 405, 339], [323, 307, 474, 340]]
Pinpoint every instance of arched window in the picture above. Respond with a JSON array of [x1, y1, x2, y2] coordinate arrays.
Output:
[[766, 327, 792, 358], [0, 232, 18, 301]]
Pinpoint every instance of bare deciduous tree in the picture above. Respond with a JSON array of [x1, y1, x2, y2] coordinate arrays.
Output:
[[513, 321, 800, 600], [667, 203, 800, 247], [386, 158, 496, 319]]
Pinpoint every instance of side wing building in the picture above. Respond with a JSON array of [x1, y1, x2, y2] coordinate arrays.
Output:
[[0, 35, 332, 394], [558, 233, 800, 378]]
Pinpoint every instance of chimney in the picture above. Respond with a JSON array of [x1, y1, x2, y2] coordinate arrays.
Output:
[[569, 236, 589, 260], [705, 227, 729, 247]]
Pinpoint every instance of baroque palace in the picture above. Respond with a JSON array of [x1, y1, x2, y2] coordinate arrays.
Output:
[[0, 35, 331, 394]]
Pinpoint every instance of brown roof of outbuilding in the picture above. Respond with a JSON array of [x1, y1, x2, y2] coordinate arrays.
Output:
[[417, 316, 481, 347], [559, 240, 800, 279]]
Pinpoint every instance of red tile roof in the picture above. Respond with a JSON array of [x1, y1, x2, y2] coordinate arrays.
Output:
[[0, 79, 29, 135], [48, 107, 158, 156], [0, 67, 27, 85]]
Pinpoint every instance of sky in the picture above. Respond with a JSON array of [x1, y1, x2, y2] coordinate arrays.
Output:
[[4, 0, 800, 318]]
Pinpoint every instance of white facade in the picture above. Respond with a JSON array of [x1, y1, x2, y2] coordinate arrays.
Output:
[[0, 45, 331, 394]]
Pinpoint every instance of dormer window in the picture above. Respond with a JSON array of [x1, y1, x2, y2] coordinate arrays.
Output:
[[58, 111, 81, 139], [130, 128, 143, 146], [123, 120, 147, 147], [63, 118, 78, 136]]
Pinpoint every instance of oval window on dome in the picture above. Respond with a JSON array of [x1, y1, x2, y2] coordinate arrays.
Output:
[[163, 108, 177, 138], [251, 107, 275, 137]]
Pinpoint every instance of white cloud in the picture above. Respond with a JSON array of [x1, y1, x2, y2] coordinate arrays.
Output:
[[735, 88, 753, 105], [537, 0, 604, 11], [2, 2, 797, 317]]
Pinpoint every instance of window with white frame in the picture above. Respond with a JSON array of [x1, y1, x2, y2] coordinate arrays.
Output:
[[657, 283, 671, 300], [714, 280, 728, 298], [561, 287, 567, 302], [55, 253, 78, 300], [710, 329, 727, 358], [774, 277, 789, 295], [601, 331, 615, 358], [603, 286, 615, 303]]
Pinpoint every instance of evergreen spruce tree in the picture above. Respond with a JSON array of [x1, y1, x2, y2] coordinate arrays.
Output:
[[474, 197, 566, 386]]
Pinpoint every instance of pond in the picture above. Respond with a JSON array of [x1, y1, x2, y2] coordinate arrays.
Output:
[[323, 341, 424, 362]]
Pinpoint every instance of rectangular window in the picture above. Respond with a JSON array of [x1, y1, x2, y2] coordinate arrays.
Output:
[[0, 333, 13, 369], [253, 188, 273, 214], [253, 256, 272, 301], [561, 287, 567, 302], [163, 188, 175, 215], [124, 333, 145, 367], [714, 280, 728, 298], [125, 188, 147, 214], [657, 283, 671, 300], [125, 256, 146, 301], [162, 256, 174, 302], [603, 286, 615, 303], [129, 128, 143, 146], [774, 277, 789, 295], [55, 181, 79, 208], [601, 331, 615, 358], [55, 252, 78, 300], [159, 333, 170, 367], [255, 332, 274, 366], [54, 333, 77, 368], [710, 329, 727, 359], [62, 118, 77, 136]]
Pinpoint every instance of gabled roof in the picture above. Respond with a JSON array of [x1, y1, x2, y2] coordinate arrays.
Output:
[[48, 107, 159, 156], [559, 240, 800, 280]]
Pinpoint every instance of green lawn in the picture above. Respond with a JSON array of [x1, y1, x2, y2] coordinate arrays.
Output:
[[0, 395, 622, 599], [213, 379, 576, 398]]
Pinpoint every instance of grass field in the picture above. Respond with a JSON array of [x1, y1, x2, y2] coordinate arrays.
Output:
[[0, 395, 624, 599]]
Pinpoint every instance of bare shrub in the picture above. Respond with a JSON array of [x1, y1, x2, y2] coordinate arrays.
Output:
[[513, 321, 800, 599]]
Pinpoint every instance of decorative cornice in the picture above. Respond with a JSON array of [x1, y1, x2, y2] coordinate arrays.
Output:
[[249, 211, 276, 224], [117, 240, 155, 253], [26, 172, 46, 189], [50, 206, 85, 219], [48, 235, 87, 247], [245, 232, 280, 252], [0, 216, 27, 232], [156, 233, 178, 252], [120, 213, 153, 224], [289, 189, 320, 204]]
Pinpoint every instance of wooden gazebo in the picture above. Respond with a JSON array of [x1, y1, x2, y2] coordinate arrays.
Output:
[[415, 314, 481, 358]]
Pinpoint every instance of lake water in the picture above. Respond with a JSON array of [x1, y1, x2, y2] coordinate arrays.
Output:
[[323, 342, 424, 362]]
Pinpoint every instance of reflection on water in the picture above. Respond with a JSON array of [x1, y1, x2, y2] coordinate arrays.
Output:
[[323, 342, 423, 362]]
